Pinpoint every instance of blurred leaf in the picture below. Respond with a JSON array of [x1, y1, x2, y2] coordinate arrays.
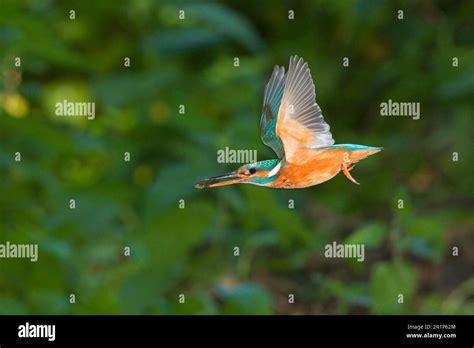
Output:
[[219, 283, 273, 315], [187, 3, 264, 52], [92, 71, 176, 108], [400, 217, 445, 262], [0, 298, 28, 314], [169, 292, 218, 315], [345, 223, 386, 249], [119, 201, 214, 313], [370, 262, 417, 314], [145, 28, 224, 55], [151, 3, 264, 55], [436, 69, 474, 100]]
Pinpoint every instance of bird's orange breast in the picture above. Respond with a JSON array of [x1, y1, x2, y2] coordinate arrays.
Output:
[[268, 147, 379, 189]]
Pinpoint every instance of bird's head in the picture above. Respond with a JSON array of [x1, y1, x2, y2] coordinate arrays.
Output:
[[194, 159, 281, 189]]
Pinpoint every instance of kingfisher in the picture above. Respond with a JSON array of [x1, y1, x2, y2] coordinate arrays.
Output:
[[194, 55, 382, 189]]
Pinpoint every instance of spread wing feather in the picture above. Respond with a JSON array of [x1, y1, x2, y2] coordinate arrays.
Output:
[[276, 55, 335, 163]]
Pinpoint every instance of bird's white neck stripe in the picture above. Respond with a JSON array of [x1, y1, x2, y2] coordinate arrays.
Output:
[[267, 161, 282, 177]]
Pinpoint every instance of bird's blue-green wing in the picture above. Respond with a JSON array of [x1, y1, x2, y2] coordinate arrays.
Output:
[[260, 65, 286, 159]]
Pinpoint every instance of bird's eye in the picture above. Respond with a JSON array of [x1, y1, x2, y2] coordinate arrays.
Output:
[[249, 168, 257, 174]]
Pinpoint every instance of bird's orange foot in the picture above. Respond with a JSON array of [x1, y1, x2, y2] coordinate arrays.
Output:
[[342, 162, 360, 185]]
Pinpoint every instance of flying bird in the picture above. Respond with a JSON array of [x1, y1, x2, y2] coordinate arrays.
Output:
[[194, 56, 382, 189]]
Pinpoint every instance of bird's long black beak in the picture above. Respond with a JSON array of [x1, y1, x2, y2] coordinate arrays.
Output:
[[194, 171, 243, 189]]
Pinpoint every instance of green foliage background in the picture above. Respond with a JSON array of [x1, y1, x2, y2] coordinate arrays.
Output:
[[1, 0, 473, 314]]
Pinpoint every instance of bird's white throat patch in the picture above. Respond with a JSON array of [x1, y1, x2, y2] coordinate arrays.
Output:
[[267, 161, 282, 177]]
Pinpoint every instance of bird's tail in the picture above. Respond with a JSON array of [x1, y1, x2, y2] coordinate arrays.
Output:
[[351, 145, 382, 163], [329, 144, 382, 185], [330, 144, 383, 163]]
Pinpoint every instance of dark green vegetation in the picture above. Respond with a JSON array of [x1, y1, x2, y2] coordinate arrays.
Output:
[[1, 0, 473, 314]]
